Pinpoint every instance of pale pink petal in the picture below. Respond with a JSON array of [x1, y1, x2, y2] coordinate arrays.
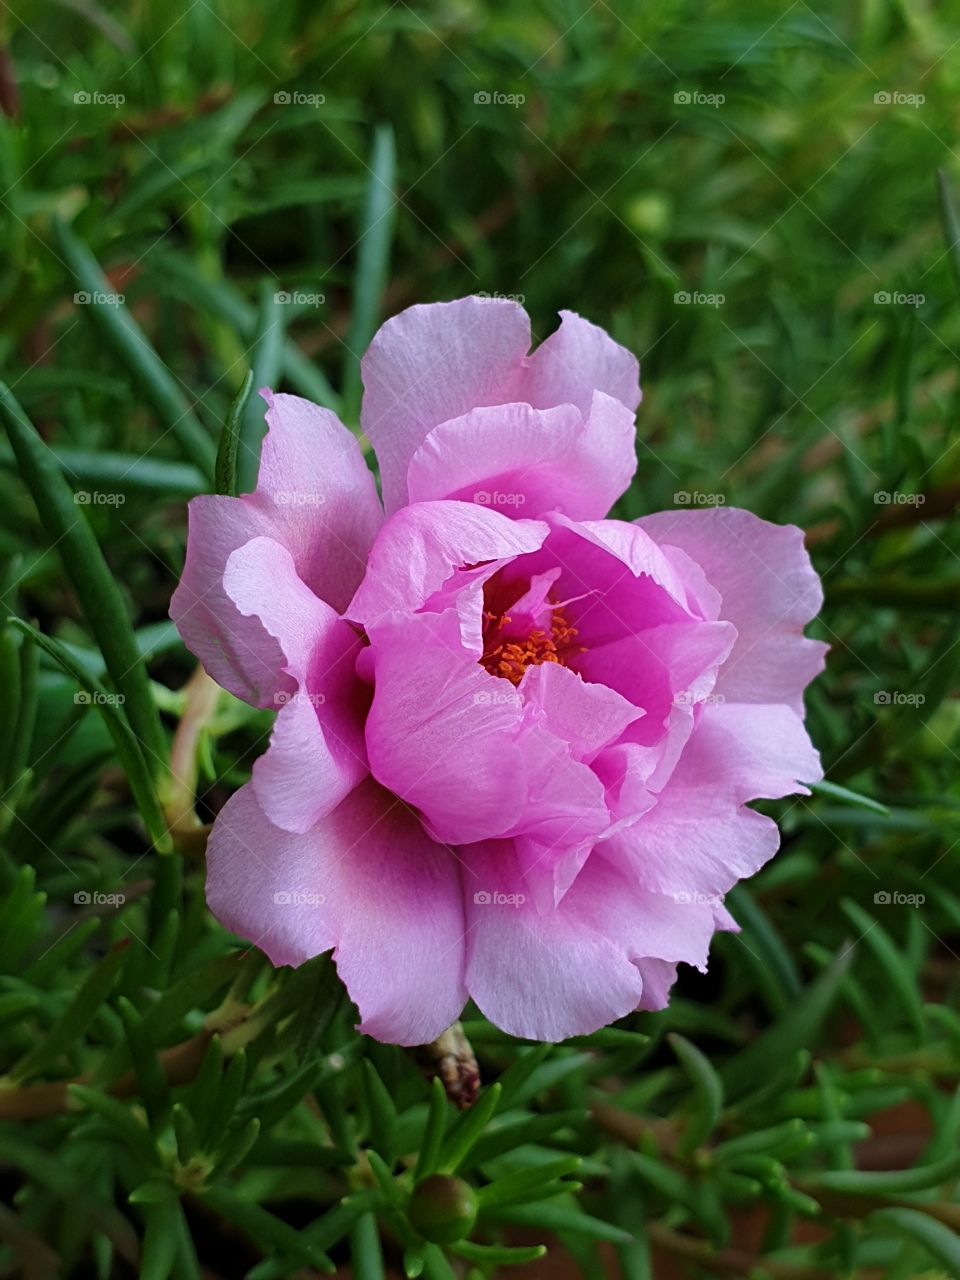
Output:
[[462, 840, 643, 1040], [347, 501, 549, 628], [519, 662, 643, 761], [606, 701, 821, 897], [637, 507, 828, 713], [405, 393, 637, 520], [170, 391, 381, 706], [363, 610, 529, 845], [224, 537, 367, 833], [257, 391, 383, 614], [463, 844, 720, 1039], [170, 495, 286, 706], [361, 297, 531, 513], [521, 310, 641, 416], [206, 779, 467, 1046]]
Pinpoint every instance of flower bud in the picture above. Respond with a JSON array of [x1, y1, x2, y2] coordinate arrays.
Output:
[[408, 1174, 478, 1243]]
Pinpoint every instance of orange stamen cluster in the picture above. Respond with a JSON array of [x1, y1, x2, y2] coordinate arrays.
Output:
[[481, 606, 583, 685]]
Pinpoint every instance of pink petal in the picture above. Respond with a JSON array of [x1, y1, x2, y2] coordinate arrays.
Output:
[[206, 779, 467, 1045], [521, 309, 641, 416], [406, 393, 637, 521], [363, 609, 529, 844], [462, 840, 643, 1040], [170, 391, 381, 707], [462, 843, 720, 1039], [607, 701, 821, 897], [223, 536, 367, 833], [257, 391, 382, 614], [519, 662, 643, 761], [170, 494, 286, 706], [637, 507, 828, 713], [361, 297, 531, 513], [347, 500, 549, 629], [362, 299, 641, 513]]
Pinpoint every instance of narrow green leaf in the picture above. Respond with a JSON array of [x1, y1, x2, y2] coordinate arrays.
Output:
[[872, 1206, 960, 1271], [0, 386, 167, 771], [720, 943, 853, 1099], [363, 1059, 400, 1167], [13, 942, 128, 1082], [840, 898, 925, 1036], [937, 169, 960, 301], [806, 778, 890, 816], [8, 619, 169, 850], [350, 1212, 385, 1280], [117, 997, 171, 1131], [215, 369, 253, 497], [237, 284, 286, 493], [450, 1240, 547, 1266], [53, 218, 216, 476], [200, 1186, 334, 1272], [343, 124, 396, 421], [669, 1033, 724, 1156], [438, 1083, 502, 1174], [805, 1148, 960, 1194], [414, 1077, 449, 1181]]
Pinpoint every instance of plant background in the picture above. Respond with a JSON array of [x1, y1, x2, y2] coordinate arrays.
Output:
[[1, 1, 960, 1277]]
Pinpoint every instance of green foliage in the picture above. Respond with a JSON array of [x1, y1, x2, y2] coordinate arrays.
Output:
[[1, 0, 959, 1276]]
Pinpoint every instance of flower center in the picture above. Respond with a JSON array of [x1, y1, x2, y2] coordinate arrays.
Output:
[[480, 605, 582, 685]]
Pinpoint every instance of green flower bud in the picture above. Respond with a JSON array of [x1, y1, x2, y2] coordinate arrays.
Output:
[[408, 1174, 478, 1244]]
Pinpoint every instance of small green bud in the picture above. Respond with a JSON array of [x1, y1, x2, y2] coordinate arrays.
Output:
[[408, 1174, 478, 1244]]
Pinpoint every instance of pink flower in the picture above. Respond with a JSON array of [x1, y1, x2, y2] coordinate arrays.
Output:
[[170, 297, 826, 1045]]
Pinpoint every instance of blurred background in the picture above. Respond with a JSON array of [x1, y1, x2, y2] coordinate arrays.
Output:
[[1, 1, 960, 1277]]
